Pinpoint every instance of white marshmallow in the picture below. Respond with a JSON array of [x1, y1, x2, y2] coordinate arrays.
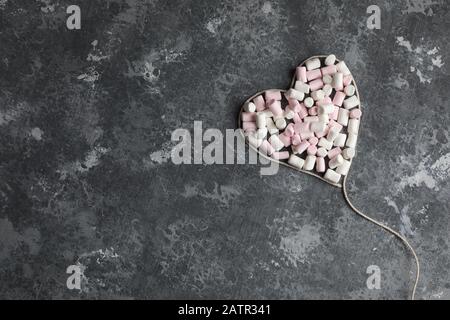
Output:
[[275, 118, 287, 130], [305, 58, 321, 71], [304, 97, 314, 108], [318, 137, 333, 150], [322, 74, 333, 84], [333, 133, 347, 147], [311, 90, 325, 101], [294, 81, 310, 94], [324, 169, 342, 184], [286, 89, 305, 101], [323, 84, 333, 96], [256, 128, 268, 140], [269, 135, 284, 151], [266, 118, 278, 135], [310, 121, 327, 133], [318, 104, 334, 114], [344, 85, 356, 96], [259, 110, 273, 118], [343, 95, 360, 109], [336, 159, 351, 175], [325, 54, 336, 66], [337, 108, 349, 126], [342, 147, 355, 160], [348, 118, 360, 134], [336, 61, 351, 76], [317, 147, 328, 157], [346, 133, 358, 148], [284, 109, 295, 120], [304, 155, 317, 171], [318, 114, 329, 124], [327, 126, 341, 142], [248, 135, 263, 148], [256, 114, 266, 128], [288, 155, 305, 169], [329, 154, 344, 169], [332, 72, 344, 90], [244, 102, 256, 113]]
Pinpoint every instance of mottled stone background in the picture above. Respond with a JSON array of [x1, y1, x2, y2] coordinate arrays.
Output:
[[0, 0, 449, 300]]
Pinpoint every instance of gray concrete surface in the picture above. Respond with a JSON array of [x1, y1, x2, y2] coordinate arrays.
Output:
[[0, 0, 449, 299]]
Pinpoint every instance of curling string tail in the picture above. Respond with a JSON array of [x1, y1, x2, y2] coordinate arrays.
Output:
[[342, 174, 420, 300]]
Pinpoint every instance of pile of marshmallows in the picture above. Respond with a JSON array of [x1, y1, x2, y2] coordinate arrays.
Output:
[[241, 55, 361, 184]]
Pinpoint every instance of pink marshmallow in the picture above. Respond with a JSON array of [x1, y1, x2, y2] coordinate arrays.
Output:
[[307, 69, 322, 81], [316, 97, 333, 107], [265, 90, 281, 101], [298, 103, 309, 119], [292, 134, 301, 146], [307, 145, 317, 155], [285, 123, 295, 137], [268, 100, 283, 117], [242, 121, 256, 132], [272, 151, 290, 160], [293, 112, 301, 123], [253, 95, 265, 111], [331, 105, 339, 121], [343, 75, 353, 86], [288, 99, 301, 113], [328, 147, 342, 159], [241, 112, 256, 122], [259, 140, 274, 155], [333, 91, 346, 107], [309, 106, 318, 116], [300, 130, 314, 140], [316, 157, 326, 173], [296, 66, 307, 83], [278, 134, 292, 147], [321, 65, 337, 76], [294, 122, 308, 134], [308, 137, 319, 146], [350, 108, 362, 119], [293, 141, 309, 154], [309, 79, 324, 91]]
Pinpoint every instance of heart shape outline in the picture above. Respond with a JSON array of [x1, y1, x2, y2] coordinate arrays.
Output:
[[238, 55, 362, 188]]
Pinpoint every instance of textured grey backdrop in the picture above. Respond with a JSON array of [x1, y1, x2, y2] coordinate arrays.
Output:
[[0, 0, 449, 299]]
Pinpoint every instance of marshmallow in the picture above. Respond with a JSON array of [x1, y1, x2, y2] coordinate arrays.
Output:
[[328, 147, 342, 159], [327, 126, 341, 142], [242, 121, 257, 132], [269, 135, 284, 151], [336, 61, 351, 76], [259, 140, 275, 155], [325, 54, 336, 66], [303, 116, 319, 123], [307, 145, 318, 155], [284, 109, 295, 119], [349, 108, 362, 119], [294, 81, 310, 94], [288, 154, 305, 169], [307, 69, 322, 81], [242, 112, 256, 122], [337, 108, 349, 126], [292, 134, 301, 145], [309, 78, 324, 91], [343, 95, 360, 109], [248, 135, 263, 148], [333, 133, 347, 147], [308, 136, 319, 146], [266, 118, 278, 134], [305, 58, 321, 71], [285, 89, 305, 101], [265, 90, 282, 101], [344, 85, 356, 96], [346, 133, 358, 148], [275, 118, 287, 130], [329, 154, 344, 169], [318, 104, 334, 114], [323, 84, 333, 96], [318, 114, 329, 124], [272, 151, 290, 160], [293, 112, 301, 123], [318, 137, 333, 150], [331, 105, 339, 121], [321, 65, 337, 76], [244, 102, 256, 113], [308, 106, 318, 116], [343, 75, 353, 86], [304, 155, 317, 171], [294, 122, 310, 135], [256, 128, 268, 139], [293, 140, 309, 154], [304, 97, 314, 108], [322, 74, 333, 84], [256, 113, 266, 128], [296, 66, 308, 83], [253, 95, 265, 111], [278, 133, 291, 147], [332, 72, 344, 91], [317, 147, 328, 157], [316, 157, 326, 172], [298, 103, 309, 119], [268, 100, 283, 117], [333, 91, 346, 107], [342, 147, 356, 160], [284, 123, 295, 137], [310, 121, 327, 133], [348, 118, 360, 134], [324, 169, 341, 184], [311, 90, 325, 101], [336, 159, 351, 175]]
